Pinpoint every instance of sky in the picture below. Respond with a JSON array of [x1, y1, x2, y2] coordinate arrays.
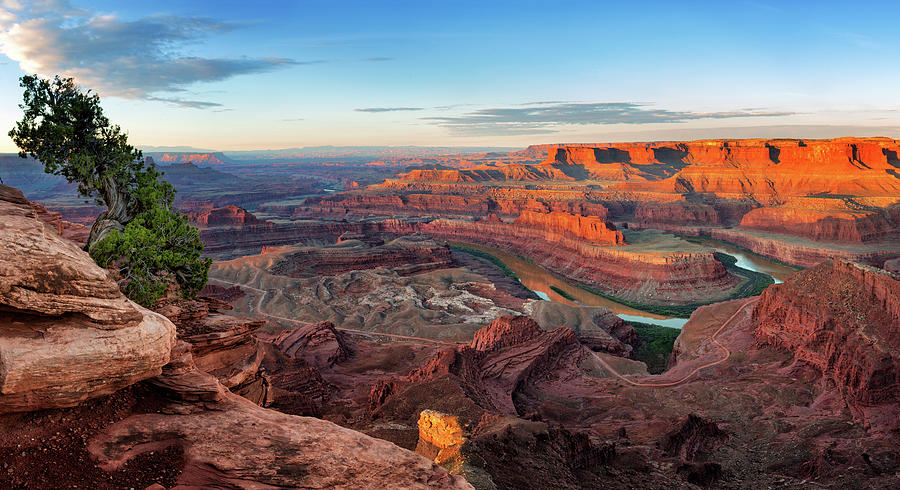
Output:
[[1, 0, 899, 152]]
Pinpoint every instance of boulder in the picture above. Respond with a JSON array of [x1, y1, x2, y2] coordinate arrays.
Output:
[[0, 184, 176, 413]]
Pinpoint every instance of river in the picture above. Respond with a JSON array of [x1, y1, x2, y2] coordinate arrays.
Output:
[[682, 237, 799, 284], [451, 239, 796, 329]]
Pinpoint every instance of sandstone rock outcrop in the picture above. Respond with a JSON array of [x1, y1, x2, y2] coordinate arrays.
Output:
[[513, 210, 624, 245], [415, 409, 468, 470], [187, 204, 262, 227], [29, 200, 90, 245], [753, 260, 900, 409], [527, 301, 638, 356], [269, 320, 354, 367], [89, 391, 471, 489], [608, 138, 900, 201], [739, 198, 900, 243], [635, 202, 723, 228], [387, 316, 587, 416], [301, 190, 614, 221], [154, 297, 270, 403], [0, 184, 176, 413]]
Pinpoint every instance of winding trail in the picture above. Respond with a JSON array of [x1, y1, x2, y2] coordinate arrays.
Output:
[[590, 299, 756, 388], [208, 276, 460, 346]]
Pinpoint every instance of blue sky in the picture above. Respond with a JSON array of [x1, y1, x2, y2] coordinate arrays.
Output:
[[1, 0, 899, 151]]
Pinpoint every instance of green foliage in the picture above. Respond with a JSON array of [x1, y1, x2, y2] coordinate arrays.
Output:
[[574, 284, 698, 318], [450, 245, 520, 280], [713, 252, 775, 298], [91, 206, 211, 307], [549, 285, 576, 301], [630, 322, 681, 374], [9, 74, 210, 306], [8, 75, 145, 206]]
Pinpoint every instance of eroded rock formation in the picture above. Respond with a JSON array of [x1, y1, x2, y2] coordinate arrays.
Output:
[[0, 184, 176, 413], [753, 260, 899, 410], [0, 183, 471, 488], [88, 391, 471, 489], [187, 204, 263, 227], [270, 236, 453, 277]]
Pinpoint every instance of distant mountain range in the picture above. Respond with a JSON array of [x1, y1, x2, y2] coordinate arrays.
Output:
[[143, 145, 520, 163]]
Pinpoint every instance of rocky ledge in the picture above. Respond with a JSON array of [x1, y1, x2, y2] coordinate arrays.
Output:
[[0, 184, 176, 413]]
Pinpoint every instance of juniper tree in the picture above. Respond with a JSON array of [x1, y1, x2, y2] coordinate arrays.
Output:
[[9, 75, 210, 305]]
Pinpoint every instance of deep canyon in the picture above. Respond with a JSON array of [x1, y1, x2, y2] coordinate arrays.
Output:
[[2, 137, 899, 488]]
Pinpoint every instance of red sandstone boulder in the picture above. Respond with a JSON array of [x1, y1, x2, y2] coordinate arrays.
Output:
[[0, 184, 177, 413]]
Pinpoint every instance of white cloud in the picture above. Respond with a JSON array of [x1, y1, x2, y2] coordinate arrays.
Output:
[[0, 1, 299, 107], [425, 102, 796, 136]]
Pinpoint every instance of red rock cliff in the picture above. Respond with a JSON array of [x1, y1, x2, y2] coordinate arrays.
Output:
[[513, 210, 624, 245], [753, 260, 900, 406]]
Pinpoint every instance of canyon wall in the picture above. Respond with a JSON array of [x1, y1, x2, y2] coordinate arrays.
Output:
[[376, 138, 900, 245], [410, 218, 735, 305], [513, 210, 624, 245], [705, 228, 900, 268], [738, 199, 900, 243], [300, 191, 612, 220], [198, 211, 735, 305], [753, 260, 899, 407], [269, 236, 453, 277]]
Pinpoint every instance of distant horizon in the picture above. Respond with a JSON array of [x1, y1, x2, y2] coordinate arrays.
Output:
[[4, 129, 900, 158]]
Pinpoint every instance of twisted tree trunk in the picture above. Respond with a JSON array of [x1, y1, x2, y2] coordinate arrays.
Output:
[[84, 174, 130, 251]]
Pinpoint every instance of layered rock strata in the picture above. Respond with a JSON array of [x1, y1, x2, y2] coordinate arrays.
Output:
[[187, 204, 262, 227], [201, 211, 736, 305], [753, 260, 900, 408], [154, 297, 271, 404], [269, 236, 453, 277], [0, 184, 176, 413]]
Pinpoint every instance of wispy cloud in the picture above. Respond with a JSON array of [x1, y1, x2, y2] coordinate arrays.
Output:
[[282, 117, 305, 121], [0, 0, 302, 108], [516, 100, 574, 106], [360, 56, 394, 62], [433, 103, 475, 111], [146, 96, 224, 109], [426, 102, 795, 136], [356, 107, 424, 113]]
